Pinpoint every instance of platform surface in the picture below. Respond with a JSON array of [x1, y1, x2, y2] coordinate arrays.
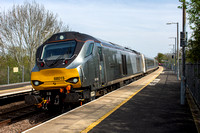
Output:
[[24, 67, 198, 133], [0, 82, 31, 90], [0, 82, 32, 97], [24, 67, 164, 133], [89, 69, 197, 133]]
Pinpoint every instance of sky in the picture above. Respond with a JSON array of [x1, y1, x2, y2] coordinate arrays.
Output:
[[0, 0, 192, 58]]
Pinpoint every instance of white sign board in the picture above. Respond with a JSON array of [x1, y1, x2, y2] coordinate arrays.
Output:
[[13, 67, 19, 73]]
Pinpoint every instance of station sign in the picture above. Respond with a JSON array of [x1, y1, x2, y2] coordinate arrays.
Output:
[[13, 67, 19, 73]]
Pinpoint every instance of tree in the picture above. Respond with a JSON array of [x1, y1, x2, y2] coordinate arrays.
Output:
[[185, 0, 200, 62], [155, 53, 165, 63], [0, 1, 69, 71]]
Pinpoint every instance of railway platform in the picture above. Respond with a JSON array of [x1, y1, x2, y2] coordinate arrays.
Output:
[[0, 82, 32, 98], [23, 67, 199, 133]]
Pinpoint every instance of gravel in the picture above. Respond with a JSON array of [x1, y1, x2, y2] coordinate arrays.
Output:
[[0, 101, 26, 114], [0, 100, 54, 133], [0, 111, 53, 133]]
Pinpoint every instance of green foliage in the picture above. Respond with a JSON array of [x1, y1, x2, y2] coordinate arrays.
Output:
[[155, 52, 176, 69], [186, 0, 200, 62], [155, 53, 165, 63], [0, 53, 31, 85], [178, 0, 188, 9], [155, 53, 169, 63], [186, 40, 200, 63]]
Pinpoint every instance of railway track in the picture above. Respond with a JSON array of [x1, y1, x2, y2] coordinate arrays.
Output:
[[0, 104, 36, 126]]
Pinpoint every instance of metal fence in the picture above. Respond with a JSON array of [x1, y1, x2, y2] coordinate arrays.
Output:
[[0, 66, 31, 85], [185, 63, 200, 107]]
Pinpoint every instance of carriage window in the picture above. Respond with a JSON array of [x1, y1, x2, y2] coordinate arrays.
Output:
[[85, 43, 94, 57]]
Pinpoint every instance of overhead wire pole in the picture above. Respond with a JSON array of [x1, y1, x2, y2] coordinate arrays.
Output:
[[180, 0, 186, 105]]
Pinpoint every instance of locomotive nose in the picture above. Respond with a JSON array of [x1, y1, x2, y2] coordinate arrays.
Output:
[[31, 68, 81, 90]]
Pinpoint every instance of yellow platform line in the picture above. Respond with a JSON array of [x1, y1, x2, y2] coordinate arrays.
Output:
[[81, 67, 163, 133]]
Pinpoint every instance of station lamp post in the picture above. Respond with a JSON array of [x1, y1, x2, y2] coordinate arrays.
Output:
[[169, 44, 175, 72], [166, 22, 180, 80], [169, 37, 177, 74]]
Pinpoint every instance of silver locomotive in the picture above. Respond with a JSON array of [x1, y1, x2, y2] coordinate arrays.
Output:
[[25, 32, 158, 109]]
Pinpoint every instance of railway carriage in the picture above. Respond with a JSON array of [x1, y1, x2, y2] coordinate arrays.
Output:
[[25, 32, 158, 109]]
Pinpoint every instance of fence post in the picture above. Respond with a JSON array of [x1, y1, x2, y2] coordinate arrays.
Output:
[[22, 65, 24, 82], [7, 66, 9, 84]]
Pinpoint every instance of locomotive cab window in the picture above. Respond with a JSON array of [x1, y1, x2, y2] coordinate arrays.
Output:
[[85, 43, 94, 57], [41, 41, 76, 60]]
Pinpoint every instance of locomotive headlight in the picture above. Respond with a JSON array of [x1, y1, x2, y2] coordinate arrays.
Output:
[[32, 80, 44, 86], [73, 78, 78, 83], [34, 81, 39, 86], [65, 77, 79, 84]]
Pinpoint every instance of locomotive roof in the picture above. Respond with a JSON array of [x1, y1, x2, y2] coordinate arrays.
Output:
[[44, 31, 100, 43], [45, 31, 140, 55]]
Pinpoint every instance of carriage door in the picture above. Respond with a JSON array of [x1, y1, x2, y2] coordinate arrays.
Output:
[[98, 47, 105, 86], [121, 54, 127, 75]]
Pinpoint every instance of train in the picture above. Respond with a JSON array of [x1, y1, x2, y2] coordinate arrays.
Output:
[[25, 31, 158, 109]]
